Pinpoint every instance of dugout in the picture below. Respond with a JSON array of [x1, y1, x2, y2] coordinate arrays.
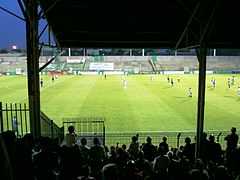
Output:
[[2, 0, 240, 158]]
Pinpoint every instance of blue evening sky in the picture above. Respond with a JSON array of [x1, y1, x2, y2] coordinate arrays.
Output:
[[0, 0, 48, 49]]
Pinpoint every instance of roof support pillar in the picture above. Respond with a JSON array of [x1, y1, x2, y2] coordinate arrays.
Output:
[[25, 0, 41, 139], [195, 45, 207, 158]]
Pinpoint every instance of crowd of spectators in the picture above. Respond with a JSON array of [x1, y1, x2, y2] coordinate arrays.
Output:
[[1, 126, 240, 180]]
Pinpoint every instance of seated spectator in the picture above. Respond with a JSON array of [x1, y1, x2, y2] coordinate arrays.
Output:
[[16, 134, 34, 180], [1, 131, 17, 179], [116, 146, 129, 169], [214, 165, 232, 180], [188, 159, 209, 180], [76, 165, 95, 180], [102, 163, 119, 180], [33, 137, 59, 180], [0, 133, 14, 180], [142, 136, 157, 162], [135, 151, 153, 179], [107, 146, 117, 163], [124, 160, 142, 180]]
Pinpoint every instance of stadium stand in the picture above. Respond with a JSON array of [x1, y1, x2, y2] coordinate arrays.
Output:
[[1, 55, 240, 74], [0, 128, 239, 180]]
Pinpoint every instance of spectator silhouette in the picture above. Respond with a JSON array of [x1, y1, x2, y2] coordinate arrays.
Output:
[[153, 146, 170, 179], [189, 159, 209, 180], [79, 138, 90, 167], [142, 136, 157, 162], [0, 133, 14, 180], [182, 137, 195, 162], [102, 163, 119, 180], [225, 127, 239, 172], [158, 136, 169, 155], [225, 127, 239, 151], [128, 136, 140, 160], [65, 126, 77, 147], [90, 137, 105, 179], [208, 134, 222, 163]]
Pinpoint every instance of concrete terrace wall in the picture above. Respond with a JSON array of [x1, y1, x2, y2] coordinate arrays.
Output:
[[1, 56, 240, 72]]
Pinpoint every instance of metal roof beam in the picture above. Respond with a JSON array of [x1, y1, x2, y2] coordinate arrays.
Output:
[[0, 5, 25, 21]]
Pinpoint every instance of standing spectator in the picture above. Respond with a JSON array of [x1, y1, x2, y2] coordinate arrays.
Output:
[[12, 116, 18, 136], [225, 127, 239, 151], [224, 127, 239, 172], [90, 137, 105, 178], [153, 147, 170, 179], [65, 126, 77, 147], [142, 136, 157, 162], [158, 136, 169, 155], [182, 137, 195, 162], [208, 135, 222, 163], [79, 138, 90, 167], [128, 136, 140, 160]]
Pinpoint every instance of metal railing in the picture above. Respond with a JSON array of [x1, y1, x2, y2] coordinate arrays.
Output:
[[0, 102, 30, 136], [0, 102, 64, 140], [63, 117, 105, 146], [105, 130, 229, 149], [40, 111, 64, 140]]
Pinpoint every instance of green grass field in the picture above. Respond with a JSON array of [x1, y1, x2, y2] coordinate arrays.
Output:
[[1, 74, 240, 133]]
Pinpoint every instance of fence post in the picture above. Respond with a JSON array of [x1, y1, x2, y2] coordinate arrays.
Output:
[[103, 124, 106, 146], [51, 120, 54, 139], [0, 102, 3, 133]]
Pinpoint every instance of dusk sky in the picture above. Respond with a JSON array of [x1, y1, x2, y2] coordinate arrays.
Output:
[[0, 0, 48, 49]]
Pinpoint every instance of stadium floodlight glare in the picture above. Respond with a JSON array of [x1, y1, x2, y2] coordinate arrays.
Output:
[[12, 45, 17, 50]]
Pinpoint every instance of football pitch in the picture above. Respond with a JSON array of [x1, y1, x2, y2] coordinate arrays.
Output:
[[0, 74, 240, 133]]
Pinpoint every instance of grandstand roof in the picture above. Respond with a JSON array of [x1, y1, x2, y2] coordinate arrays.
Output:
[[39, 0, 240, 48]]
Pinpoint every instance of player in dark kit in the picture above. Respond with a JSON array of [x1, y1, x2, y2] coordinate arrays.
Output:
[[167, 76, 170, 83], [228, 78, 231, 88], [40, 78, 43, 88], [171, 78, 174, 87]]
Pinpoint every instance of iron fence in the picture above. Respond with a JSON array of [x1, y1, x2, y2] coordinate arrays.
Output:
[[105, 130, 229, 149], [0, 102, 63, 140], [63, 117, 105, 146], [0, 102, 30, 137], [40, 111, 64, 140]]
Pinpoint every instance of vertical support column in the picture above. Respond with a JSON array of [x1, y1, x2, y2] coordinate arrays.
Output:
[[213, 49, 216, 56], [0, 102, 3, 133], [26, 0, 41, 139], [48, 25, 51, 46], [51, 120, 54, 139], [68, 48, 71, 56], [195, 46, 207, 158], [142, 49, 145, 56], [83, 48, 86, 56], [129, 49, 132, 56]]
